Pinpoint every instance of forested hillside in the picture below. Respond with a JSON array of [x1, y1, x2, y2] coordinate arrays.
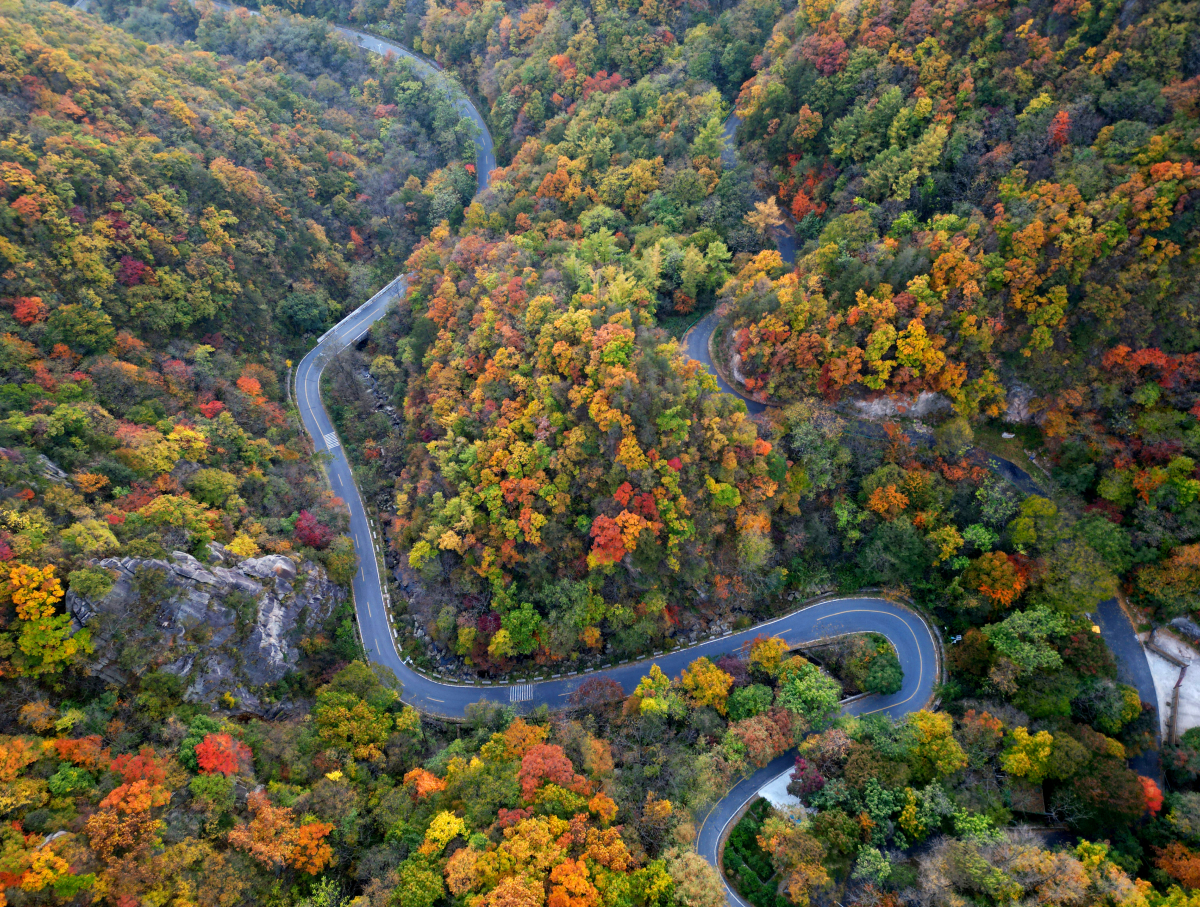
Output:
[[0, 0, 471, 694], [6, 0, 1200, 902], [8, 0, 474, 348], [720, 0, 1200, 405], [709, 0, 1200, 633], [310, 0, 801, 670]]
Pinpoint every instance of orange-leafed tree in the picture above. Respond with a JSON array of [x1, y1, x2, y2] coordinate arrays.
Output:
[[958, 709, 1005, 767], [547, 858, 599, 907], [289, 821, 335, 874], [236, 376, 263, 399], [50, 735, 111, 771], [588, 792, 618, 825], [227, 790, 299, 869], [728, 710, 793, 767], [0, 736, 40, 781], [1158, 842, 1200, 889], [100, 778, 170, 813], [964, 552, 1025, 607], [637, 791, 674, 852], [403, 767, 447, 799], [866, 484, 909, 520], [499, 717, 549, 760], [72, 473, 111, 495], [85, 801, 161, 864]]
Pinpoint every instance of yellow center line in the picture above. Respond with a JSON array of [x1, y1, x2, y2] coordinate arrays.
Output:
[[695, 604, 933, 853], [814, 608, 926, 713]]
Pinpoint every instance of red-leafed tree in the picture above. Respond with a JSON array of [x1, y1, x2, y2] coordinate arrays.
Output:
[[800, 25, 849, 75], [111, 747, 167, 785], [518, 744, 591, 800], [587, 514, 627, 566], [195, 733, 252, 777], [295, 510, 333, 549], [1049, 110, 1071, 148], [1141, 775, 1164, 815], [12, 297, 46, 325], [116, 256, 153, 287]]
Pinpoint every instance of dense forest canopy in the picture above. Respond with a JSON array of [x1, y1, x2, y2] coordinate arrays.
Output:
[[4, 0, 475, 350], [1, 0, 1200, 903], [720, 0, 1200, 408]]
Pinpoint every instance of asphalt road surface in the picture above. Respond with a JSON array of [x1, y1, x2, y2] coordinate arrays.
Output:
[[1094, 597, 1163, 782], [684, 312, 768, 415]]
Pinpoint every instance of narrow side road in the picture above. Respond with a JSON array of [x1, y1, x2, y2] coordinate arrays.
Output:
[[1094, 597, 1163, 782], [684, 312, 767, 414]]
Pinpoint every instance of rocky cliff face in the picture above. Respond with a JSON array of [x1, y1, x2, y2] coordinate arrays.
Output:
[[68, 548, 343, 714]]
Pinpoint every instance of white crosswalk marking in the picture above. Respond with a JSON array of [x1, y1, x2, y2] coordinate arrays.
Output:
[[508, 683, 534, 703], [323, 431, 340, 449]]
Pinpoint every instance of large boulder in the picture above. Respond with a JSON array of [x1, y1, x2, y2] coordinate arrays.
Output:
[[72, 551, 342, 713]]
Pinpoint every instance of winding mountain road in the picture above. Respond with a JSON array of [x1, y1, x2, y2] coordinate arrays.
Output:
[[195, 1, 495, 192], [278, 8, 939, 710], [270, 20, 939, 901], [260, 15, 1154, 906]]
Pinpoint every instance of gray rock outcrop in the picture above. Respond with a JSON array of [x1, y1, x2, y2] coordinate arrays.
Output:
[[1004, 383, 1035, 424], [1171, 617, 1200, 643], [852, 391, 952, 420], [68, 548, 342, 713]]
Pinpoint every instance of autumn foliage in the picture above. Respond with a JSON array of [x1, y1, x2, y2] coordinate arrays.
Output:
[[195, 733, 252, 776]]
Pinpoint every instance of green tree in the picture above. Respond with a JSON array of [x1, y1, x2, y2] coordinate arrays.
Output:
[[390, 856, 443, 907], [45, 305, 116, 354], [67, 567, 115, 600], [982, 608, 1068, 673], [1031, 540, 1117, 614], [1007, 496, 1064, 552], [691, 114, 727, 160], [864, 651, 903, 695], [187, 469, 241, 507], [1076, 515, 1134, 575], [727, 684, 774, 721], [324, 536, 358, 586], [778, 663, 842, 728], [934, 416, 974, 459], [278, 290, 331, 334], [322, 660, 401, 710], [501, 602, 542, 656]]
